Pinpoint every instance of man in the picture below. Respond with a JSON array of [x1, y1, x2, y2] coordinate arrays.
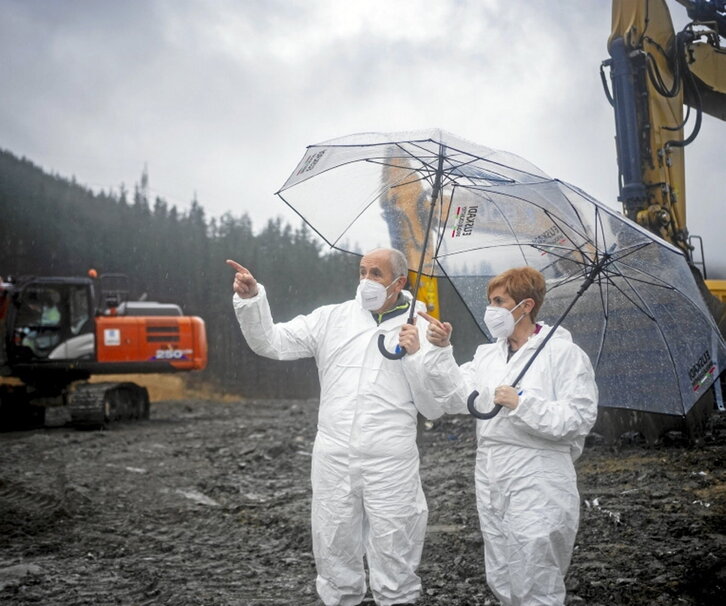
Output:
[[227, 248, 443, 606], [400, 267, 598, 606]]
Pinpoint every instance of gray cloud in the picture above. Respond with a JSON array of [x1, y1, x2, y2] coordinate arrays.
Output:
[[1, 0, 723, 276]]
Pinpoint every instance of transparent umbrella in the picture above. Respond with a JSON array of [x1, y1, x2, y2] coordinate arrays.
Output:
[[438, 177, 726, 418], [277, 129, 548, 358], [277, 129, 726, 417]]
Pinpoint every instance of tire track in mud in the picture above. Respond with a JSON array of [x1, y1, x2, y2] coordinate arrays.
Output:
[[0, 399, 319, 605]]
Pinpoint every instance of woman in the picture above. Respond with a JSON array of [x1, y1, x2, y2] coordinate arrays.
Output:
[[399, 266, 598, 606]]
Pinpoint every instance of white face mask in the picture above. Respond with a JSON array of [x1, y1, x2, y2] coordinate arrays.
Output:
[[356, 278, 398, 311], [484, 300, 525, 339]]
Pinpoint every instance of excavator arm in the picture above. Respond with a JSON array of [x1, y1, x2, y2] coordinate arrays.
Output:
[[603, 0, 726, 260], [379, 154, 443, 318]]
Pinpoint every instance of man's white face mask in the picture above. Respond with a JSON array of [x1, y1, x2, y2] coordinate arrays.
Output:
[[483, 300, 525, 339], [356, 278, 398, 311]]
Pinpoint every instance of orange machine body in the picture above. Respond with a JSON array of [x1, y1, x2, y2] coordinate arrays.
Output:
[[95, 315, 207, 370]]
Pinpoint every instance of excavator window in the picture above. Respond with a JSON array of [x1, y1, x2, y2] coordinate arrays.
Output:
[[13, 287, 64, 359], [69, 285, 91, 335]]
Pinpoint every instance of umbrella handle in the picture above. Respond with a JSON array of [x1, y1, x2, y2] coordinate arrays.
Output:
[[377, 333, 407, 360], [467, 390, 503, 420]]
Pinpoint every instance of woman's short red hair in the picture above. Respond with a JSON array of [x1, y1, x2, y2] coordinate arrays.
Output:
[[487, 267, 546, 322]]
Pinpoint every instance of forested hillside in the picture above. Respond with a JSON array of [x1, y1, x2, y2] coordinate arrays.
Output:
[[0, 149, 481, 398], [0, 149, 361, 397]]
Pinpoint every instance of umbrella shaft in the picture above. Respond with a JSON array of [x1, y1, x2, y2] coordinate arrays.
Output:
[[409, 148, 446, 319]]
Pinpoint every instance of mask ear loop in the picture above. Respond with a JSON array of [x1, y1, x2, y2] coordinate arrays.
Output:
[[511, 298, 533, 326]]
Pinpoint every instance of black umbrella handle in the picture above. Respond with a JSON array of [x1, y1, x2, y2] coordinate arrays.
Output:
[[378, 314, 416, 360], [377, 333, 407, 359], [467, 390, 503, 419]]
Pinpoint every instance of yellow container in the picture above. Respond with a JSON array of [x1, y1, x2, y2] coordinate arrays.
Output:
[[409, 272, 440, 318]]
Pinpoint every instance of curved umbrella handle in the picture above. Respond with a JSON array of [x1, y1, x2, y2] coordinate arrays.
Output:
[[467, 390, 503, 420], [378, 333, 407, 360]]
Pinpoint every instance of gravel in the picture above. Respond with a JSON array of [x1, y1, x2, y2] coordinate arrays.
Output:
[[0, 398, 724, 605]]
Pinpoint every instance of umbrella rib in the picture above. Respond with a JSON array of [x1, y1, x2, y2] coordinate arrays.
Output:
[[276, 151, 405, 193], [601, 268, 686, 404], [540, 210, 597, 267], [586, 252, 686, 406], [276, 192, 337, 249], [401, 139, 542, 185], [602, 266, 674, 291], [461, 184, 600, 269], [601, 258, 705, 321], [391, 141, 441, 186], [367, 163, 433, 191], [432, 183, 464, 264], [437, 265, 489, 341], [598, 272, 657, 319], [439, 155, 516, 187], [591, 268, 610, 373], [606, 242, 685, 291], [327, 187, 406, 250], [464, 183, 593, 244]]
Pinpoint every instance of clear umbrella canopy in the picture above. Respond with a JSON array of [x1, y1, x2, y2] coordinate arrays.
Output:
[[277, 129, 548, 276], [278, 129, 726, 416], [439, 178, 726, 416]]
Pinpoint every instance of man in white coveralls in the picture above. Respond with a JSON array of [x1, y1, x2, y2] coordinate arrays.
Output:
[[398, 266, 598, 606], [227, 248, 444, 606]]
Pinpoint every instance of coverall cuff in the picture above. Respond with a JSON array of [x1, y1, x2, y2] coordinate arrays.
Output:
[[422, 343, 454, 365], [233, 284, 266, 308]]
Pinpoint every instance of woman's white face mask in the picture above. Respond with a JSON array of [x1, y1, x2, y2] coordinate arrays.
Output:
[[483, 300, 525, 339], [356, 278, 398, 311]]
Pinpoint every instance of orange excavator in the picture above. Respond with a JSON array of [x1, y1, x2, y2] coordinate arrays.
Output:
[[0, 270, 207, 429]]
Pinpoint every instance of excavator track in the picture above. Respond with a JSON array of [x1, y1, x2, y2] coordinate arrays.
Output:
[[68, 382, 150, 429]]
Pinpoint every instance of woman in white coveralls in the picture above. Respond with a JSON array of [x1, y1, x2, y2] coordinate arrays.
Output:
[[228, 248, 444, 606], [399, 266, 598, 606]]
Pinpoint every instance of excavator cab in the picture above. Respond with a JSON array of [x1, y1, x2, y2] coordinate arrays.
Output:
[[8, 279, 94, 363]]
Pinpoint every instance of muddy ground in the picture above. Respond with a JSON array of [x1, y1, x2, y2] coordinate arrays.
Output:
[[0, 396, 724, 606]]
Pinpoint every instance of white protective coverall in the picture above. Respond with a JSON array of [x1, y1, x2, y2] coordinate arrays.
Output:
[[233, 285, 443, 606], [416, 323, 598, 606]]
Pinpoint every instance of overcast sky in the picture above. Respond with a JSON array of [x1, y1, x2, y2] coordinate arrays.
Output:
[[2, 0, 723, 277]]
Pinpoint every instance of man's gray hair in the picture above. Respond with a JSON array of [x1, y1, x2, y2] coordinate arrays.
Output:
[[389, 248, 409, 279]]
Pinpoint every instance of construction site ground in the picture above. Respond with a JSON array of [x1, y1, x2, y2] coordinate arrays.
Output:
[[0, 376, 724, 605]]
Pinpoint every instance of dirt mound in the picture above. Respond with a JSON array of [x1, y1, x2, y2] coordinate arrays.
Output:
[[87, 374, 239, 403], [0, 398, 724, 605]]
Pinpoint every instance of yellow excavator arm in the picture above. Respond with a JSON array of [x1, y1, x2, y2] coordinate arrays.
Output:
[[379, 155, 443, 319], [604, 0, 726, 332], [604, 0, 726, 260]]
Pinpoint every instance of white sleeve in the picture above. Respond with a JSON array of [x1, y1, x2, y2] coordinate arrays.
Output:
[[400, 318, 450, 420], [406, 342, 489, 416], [508, 343, 598, 442], [232, 284, 322, 361]]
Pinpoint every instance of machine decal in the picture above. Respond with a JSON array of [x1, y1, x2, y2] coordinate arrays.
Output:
[[531, 225, 567, 255], [104, 328, 121, 346], [152, 348, 193, 361], [689, 349, 716, 392], [296, 149, 326, 176], [450, 205, 478, 238]]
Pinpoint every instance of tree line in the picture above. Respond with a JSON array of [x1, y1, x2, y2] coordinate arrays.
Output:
[[0, 149, 481, 398]]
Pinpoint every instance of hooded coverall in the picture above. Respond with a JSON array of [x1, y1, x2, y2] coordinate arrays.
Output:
[[233, 285, 443, 606], [414, 323, 598, 606]]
